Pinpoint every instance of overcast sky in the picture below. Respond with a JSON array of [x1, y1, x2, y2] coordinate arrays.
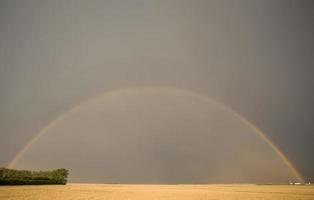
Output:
[[0, 0, 313, 183]]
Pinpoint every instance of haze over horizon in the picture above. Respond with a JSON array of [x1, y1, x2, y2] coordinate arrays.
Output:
[[1, 0, 313, 183]]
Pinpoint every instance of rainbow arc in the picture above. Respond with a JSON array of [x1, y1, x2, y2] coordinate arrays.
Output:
[[6, 86, 304, 183]]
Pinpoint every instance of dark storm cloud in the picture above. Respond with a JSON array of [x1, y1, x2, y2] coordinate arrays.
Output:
[[0, 0, 313, 182]]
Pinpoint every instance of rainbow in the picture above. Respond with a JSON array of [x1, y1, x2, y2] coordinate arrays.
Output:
[[6, 86, 304, 183]]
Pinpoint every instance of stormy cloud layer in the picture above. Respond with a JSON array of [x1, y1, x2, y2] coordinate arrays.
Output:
[[1, 0, 314, 182]]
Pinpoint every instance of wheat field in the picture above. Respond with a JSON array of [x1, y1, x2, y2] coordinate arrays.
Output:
[[0, 184, 313, 200]]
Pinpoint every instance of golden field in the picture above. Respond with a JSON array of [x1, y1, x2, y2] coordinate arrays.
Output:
[[0, 184, 313, 200]]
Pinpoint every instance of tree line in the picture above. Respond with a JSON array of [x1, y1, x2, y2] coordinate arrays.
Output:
[[0, 168, 69, 185]]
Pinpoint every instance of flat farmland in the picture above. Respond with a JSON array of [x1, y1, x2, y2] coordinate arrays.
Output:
[[0, 184, 313, 200]]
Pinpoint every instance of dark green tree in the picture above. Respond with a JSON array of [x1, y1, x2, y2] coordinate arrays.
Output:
[[0, 168, 69, 185]]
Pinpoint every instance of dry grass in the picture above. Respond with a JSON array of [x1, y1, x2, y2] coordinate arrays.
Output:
[[0, 184, 313, 200]]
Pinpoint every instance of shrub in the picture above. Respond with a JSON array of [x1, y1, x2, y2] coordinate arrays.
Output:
[[0, 168, 69, 185]]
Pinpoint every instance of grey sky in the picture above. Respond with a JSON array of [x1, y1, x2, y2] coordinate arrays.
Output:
[[0, 0, 313, 182]]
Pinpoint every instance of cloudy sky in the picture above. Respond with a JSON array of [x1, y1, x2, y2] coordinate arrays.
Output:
[[0, 0, 313, 183]]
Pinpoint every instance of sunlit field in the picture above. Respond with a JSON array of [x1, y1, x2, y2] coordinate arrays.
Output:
[[1, 184, 313, 200]]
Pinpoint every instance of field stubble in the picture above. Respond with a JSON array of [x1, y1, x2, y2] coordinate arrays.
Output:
[[0, 184, 313, 200]]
